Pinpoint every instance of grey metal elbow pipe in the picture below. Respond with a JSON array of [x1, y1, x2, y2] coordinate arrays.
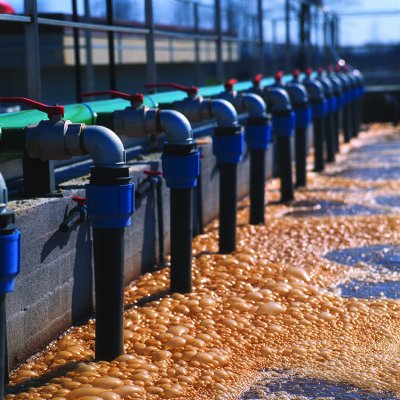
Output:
[[208, 99, 238, 127], [265, 87, 292, 112], [159, 110, 194, 144], [82, 125, 126, 166], [241, 93, 266, 118]]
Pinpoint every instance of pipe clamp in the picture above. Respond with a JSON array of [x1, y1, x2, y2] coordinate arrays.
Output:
[[294, 107, 312, 129], [272, 112, 295, 137], [311, 100, 328, 120], [86, 183, 135, 229], [162, 150, 200, 189], [245, 122, 271, 150], [0, 230, 21, 294], [212, 126, 244, 164]]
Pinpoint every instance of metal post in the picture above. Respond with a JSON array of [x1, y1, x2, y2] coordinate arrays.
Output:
[[285, 0, 291, 72], [194, 2, 201, 85], [84, 0, 95, 93], [72, 0, 82, 101], [257, 0, 264, 73], [299, 3, 311, 70], [106, 0, 116, 90], [23, 0, 55, 195], [323, 12, 329, 67], [215, 0, 224, 83], [145, 0, 157, 84]]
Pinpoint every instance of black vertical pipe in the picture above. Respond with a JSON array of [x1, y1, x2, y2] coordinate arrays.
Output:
[[155, 183, 165, 268], [170, 189, 193, 293], [295, 126, 307, 187], [249, 149, 265, 225], [276, 136, 294, 202], [313, 117, 325, 171], [195, 163, 204, 235], [219, 163, 237, 253], [93, 228, 124, 361], [0, 294, 6, 400], [3, 316, 8, 386], [106, 0, 116, 90], [351, 98, 358, 138], [72, 0, 82, 102], [343, 102, 351, 143], [334, 110, 340, 153], [325, 112, 335, 162]]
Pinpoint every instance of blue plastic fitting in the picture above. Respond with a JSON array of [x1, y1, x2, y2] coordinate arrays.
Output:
[[272, 112, 295, 137], [0, 230, 21, 294], [338, 94, 345, 109], [162, 150, 200, 189], [212, 131, 244, 164], [311, 100, 328, 120], [330, 97, 338, 113], [245, 124, 272, 150], [295, 107, 312, 129], [86, 183, 135, 229]]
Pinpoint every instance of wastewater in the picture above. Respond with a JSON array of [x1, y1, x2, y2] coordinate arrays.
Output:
[[5, 126, 400, 400]]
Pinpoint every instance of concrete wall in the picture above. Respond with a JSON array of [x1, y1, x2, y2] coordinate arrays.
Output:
[[6, 135, 280, 368]]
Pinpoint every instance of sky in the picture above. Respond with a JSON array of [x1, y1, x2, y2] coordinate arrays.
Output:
[[5, 0, 400, 46]]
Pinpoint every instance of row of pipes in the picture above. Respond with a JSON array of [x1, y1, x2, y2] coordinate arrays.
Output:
[[0, 62, 363, 398]]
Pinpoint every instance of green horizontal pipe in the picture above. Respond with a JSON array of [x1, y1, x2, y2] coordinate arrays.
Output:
[[0, 73, 314, 162]]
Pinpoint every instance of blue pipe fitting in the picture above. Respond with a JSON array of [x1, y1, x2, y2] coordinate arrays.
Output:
[[213, 126, 244, 164], [86, 165, 134, 229], [294, 107, 312, 129], [86, 184, 135, 229], [272, 112, 295, 137], [0, 230, 21, 294], [329, 97, 338, 113], [245, 117, 271, 150], [162, 150, 200, 189], [245, 124, 271, 150], [311, 100, 328, 120]]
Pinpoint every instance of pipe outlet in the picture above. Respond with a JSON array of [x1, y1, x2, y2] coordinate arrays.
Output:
[[159, 110, 194, 145], [286, 82, 309, 106], [264, 87, 292, 112], [302, 79, 325, 102], [82, 125, 126, 166]]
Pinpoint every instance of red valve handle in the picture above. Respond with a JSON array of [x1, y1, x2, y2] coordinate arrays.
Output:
[[275, 70, 284, 82], [317, 67, 324, 75], [0, 97, 64, 118], [71, 195, 87, 207], [80, 90, 144, 104], [293, 69, 301, 79], [326, 65, 332, 74], [306, 67, 313, 76], [253, 73, 263, 86], [143, 170, 162, 176], [224, 79, 238, 91], [144, 83, 198, 97]]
